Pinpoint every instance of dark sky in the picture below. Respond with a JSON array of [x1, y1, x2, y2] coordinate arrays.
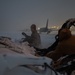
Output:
[[0, 0, 75, 32]]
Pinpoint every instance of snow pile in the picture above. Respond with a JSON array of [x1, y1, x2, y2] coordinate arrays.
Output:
[[0, 36, 63, 75], [0, 37, 35, 56]]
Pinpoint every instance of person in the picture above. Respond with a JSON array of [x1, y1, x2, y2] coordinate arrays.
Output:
[[46, 28, 75, 61], [22, 24, 41, 48], [34, 18, 75, 56]]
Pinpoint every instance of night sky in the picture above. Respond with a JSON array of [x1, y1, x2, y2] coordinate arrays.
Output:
[[0, 0, 75, 32]]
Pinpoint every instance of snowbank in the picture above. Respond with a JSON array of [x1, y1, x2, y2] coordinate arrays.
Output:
[[0, 37, 35, 56]]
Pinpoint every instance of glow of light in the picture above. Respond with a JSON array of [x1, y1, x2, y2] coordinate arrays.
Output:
[[38, 27, 40, 30]]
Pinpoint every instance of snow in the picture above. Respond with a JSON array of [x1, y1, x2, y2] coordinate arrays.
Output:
[[0, 32, 59, 75], [0, 31, 75, 75]]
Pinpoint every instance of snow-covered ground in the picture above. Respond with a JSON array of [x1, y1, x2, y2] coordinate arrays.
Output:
[[0, 34, 61, 75], [0, 31, 60, 75], [0, 30, 75, 75], [40, 31, 57, 48], [0, 31, 58, 49]]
